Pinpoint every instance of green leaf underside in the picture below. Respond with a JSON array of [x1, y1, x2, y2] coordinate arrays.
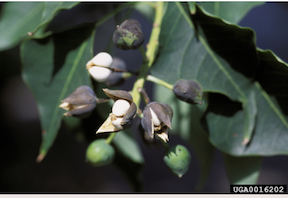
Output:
[[113, 131, 144, 164], [223, 154, 262, 184], [152, 1, 288, 157], [0, 2, 79, 51], [21, 24, 94, 158]]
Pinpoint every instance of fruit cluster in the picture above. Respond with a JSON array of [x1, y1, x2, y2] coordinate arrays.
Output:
[[59, 19, 203, 178]]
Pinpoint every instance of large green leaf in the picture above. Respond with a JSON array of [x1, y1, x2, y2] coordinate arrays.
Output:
[[223, 154, 262, 184], [151, 2, 288, 156], [0, 2, 79, 51], [21, 24, 94, 161]]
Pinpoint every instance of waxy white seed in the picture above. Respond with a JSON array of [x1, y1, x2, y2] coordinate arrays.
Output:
[[150, 108, 161, 126], [88, 66, 112, 82], [111, 117, 123, 130], [92, 52, 113, 67], [112, 99, 130, 117]]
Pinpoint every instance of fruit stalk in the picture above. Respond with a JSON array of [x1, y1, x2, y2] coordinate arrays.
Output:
[[146, 75, 173, 90]]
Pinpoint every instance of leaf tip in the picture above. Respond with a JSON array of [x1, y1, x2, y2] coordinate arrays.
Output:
[[36, 153, 45, 163], [242, 138, 250, 146]]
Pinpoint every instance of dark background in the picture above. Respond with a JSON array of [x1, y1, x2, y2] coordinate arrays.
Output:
[[1, 2, 288, 193]]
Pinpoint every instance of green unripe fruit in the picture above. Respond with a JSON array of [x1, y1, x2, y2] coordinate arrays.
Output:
[[163, 145, 191, 178], [86, 139, 115, 167]]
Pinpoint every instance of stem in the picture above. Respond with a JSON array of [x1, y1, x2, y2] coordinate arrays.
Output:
[[131, 1, 164, 109], [96, 97, 111, 104], [139, 46, 148, 63], [146, 75, 173, 90], [122, 72, 132, 79], [138, 88, 151, 104], [105, 133, 117, 144]]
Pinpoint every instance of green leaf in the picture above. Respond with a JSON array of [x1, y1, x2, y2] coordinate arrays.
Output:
[[223, 154, 262, 184], [199, 2, 263, 24], [113, 131, 144, 164], [21, 24, 94, 161], [0, 2, 79, 51], [154, 84, 215, 191]]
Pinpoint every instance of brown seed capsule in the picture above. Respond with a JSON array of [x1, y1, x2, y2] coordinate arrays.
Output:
[[113, 19, 145, 50], [105, 58, 127, 87], [141, 102, 173, 142], [96, 89, 136, 134], [138, 120, 162, 148], [59, 86, 97, 118], [173, 79, 203, 105]]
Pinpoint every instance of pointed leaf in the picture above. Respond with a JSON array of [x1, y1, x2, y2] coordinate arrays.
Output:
[[21, 24, 94, 160], [0, 2, 79, 51]]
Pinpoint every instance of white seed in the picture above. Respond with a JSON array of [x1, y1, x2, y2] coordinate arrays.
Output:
[[150, 108, 161, 126], [92, 52, 113, 67], [112, 99, 130, 117], [88, 66, 112, 82], [111, 117, 123, 130]]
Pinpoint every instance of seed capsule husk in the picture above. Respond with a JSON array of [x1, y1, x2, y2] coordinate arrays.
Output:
[[141, 102, 173, 141], [148, 102, 172, 129], [103, 88, 133, 103], [173, 79, 203, 105], [105, 58, 127, 87], [113, 19, 144, 50], [138, 120, 162, 148], [96, 89, 136, 134], [59, 86, 96, 118]]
